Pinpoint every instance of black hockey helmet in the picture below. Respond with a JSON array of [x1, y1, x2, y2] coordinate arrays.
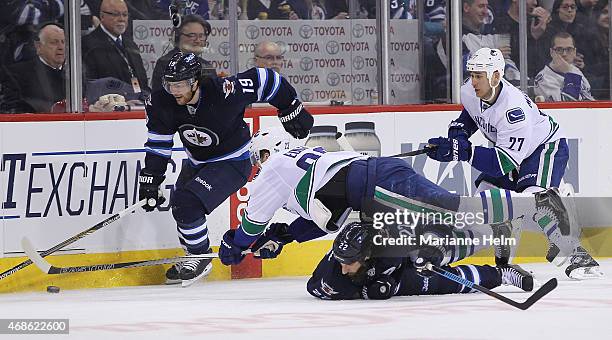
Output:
[[163, 52, 202, 84], [333, 222, 372, 265]]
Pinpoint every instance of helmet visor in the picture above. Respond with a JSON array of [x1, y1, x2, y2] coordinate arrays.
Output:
[[163, 79, 194, 94]]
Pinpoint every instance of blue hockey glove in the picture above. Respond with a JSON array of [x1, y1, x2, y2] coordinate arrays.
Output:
[[447, 121, 470, 140], [278, 99, 314, 139], [219, 230, 248, 265], [361, 276, 397, 300], [426, 137, 472, 162], [138, 170, 166, 212], [251, 223, 295, 259]]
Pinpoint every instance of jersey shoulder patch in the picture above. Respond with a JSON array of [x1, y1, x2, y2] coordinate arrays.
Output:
[[506, 108, 525, 124]]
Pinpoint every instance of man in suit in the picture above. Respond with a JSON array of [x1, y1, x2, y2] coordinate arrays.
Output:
[[1, 22, 66, 113], [82, 0, 150, 98]]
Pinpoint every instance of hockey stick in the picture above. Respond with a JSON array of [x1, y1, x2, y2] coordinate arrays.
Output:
[[426, 264, 558, 310], [389, 144, 436, 158], [0, 199, 147, 280], [22, 237, 219, 274]]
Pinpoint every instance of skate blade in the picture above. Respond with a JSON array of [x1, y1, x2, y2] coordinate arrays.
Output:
[[165, 278, 181, 285], [181, 263, 213, 288], [550, 255, 569, 267], [568, 266, 605, 280]]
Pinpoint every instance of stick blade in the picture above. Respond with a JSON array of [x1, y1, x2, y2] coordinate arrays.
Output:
[[21, 237, 52, 274], [518, 278, 558, 310]]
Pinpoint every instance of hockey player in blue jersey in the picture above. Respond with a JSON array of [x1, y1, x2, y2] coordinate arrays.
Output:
[[218, 127, 574, 274], [306, 222, 534, 300], [426, 47, 600, 279], [138, 52, 313, 286]]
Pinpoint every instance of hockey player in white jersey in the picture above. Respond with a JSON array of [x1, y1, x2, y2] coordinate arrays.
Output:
[[426, 47, 601, 279], [218, 127, 578, 274]]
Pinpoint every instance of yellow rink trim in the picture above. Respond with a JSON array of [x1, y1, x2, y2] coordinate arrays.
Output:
[[1, 228, 610, 293], [0, 246, 229, 294], [262, 227, 612, 276]]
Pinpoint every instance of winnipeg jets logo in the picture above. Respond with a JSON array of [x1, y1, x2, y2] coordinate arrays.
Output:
[[179, 124, 219, 147], [223, 79, 235, 98]]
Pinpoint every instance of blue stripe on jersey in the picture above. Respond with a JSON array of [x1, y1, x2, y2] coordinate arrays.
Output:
[[147, 131, 174, 141], [264, 71, 281, 102], [145, 147, 172, 158], [505, 189, 513, 220], [256, 68, 268, 101], [480, 191, 489, 223]]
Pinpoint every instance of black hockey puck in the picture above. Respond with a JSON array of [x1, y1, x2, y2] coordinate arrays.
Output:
[[46, 286, 60, 293]]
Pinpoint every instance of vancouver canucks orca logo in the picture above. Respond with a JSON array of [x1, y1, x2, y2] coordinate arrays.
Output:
[[179, 124, 219, 147]]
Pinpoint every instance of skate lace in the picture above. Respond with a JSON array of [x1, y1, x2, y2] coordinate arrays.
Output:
[[501, 267, 523, 289], [182, 259, 201, 272]]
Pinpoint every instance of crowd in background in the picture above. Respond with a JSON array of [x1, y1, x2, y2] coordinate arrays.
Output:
[[0, 0, 609, 113]]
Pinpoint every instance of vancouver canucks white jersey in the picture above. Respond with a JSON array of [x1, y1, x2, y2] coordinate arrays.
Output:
[[460, 78, 563, 167], [241, 146, 366, 235]]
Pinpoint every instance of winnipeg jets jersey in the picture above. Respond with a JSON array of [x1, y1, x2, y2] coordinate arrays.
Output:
[[458, 78, 563, 172], [144, 67, 297, 175], [241, 146, 367, 235]]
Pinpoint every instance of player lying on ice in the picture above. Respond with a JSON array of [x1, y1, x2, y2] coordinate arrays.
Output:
[[305, 221, 533, 300], [218, 127, 577, 284], [425, 47, 600, 279]]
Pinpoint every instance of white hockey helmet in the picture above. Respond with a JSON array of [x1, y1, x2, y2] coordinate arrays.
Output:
[[250, 126, 297, 165], [466, 47, 505, 85]]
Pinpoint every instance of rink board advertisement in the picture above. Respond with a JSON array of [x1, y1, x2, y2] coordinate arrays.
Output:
[[1, 107, 611, 291], [133, 19, 419, 104]]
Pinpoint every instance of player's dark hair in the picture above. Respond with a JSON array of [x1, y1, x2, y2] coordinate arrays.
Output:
[[174, 14, 211, 46]]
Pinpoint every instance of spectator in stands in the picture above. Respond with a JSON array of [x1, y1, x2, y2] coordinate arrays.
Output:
[[576, 0, 599, 23], [155, 0, 210, 19], [0, 0, 64, 66], [267, 0, 325, 20], [254, 41, 283, 73], [582, 0, 609, 99], [151, 15, 213, 92], [247, 0, 275, 19], [533, 31, 594, 101], [541, 0, 588, 70], [82, 0, 150, 99], [493, 0, 551, 78], [463, 0, 492, 35], [325, 0, 376, 19], [424, 0, 447, 37], [1, 22, 66, 113]]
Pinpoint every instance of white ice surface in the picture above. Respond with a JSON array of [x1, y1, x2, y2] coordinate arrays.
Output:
[[1, 260, 612, 340]]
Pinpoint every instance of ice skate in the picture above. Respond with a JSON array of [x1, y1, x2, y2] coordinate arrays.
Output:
[[498, 264, 534, 292], [165, 262, 182, 285], [180, 250, 213, 287]]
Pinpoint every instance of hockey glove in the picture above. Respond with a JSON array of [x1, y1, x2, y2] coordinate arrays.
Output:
[[251, 223, 295, 259], [426, 137, 472, 162], [410, 244, 445, 277], [138, 170, 166, 212], [278, 99, 314, 139], [447, 121, 470, 140], [219, 230, 248, 265], [361, 276, 397, 300]]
